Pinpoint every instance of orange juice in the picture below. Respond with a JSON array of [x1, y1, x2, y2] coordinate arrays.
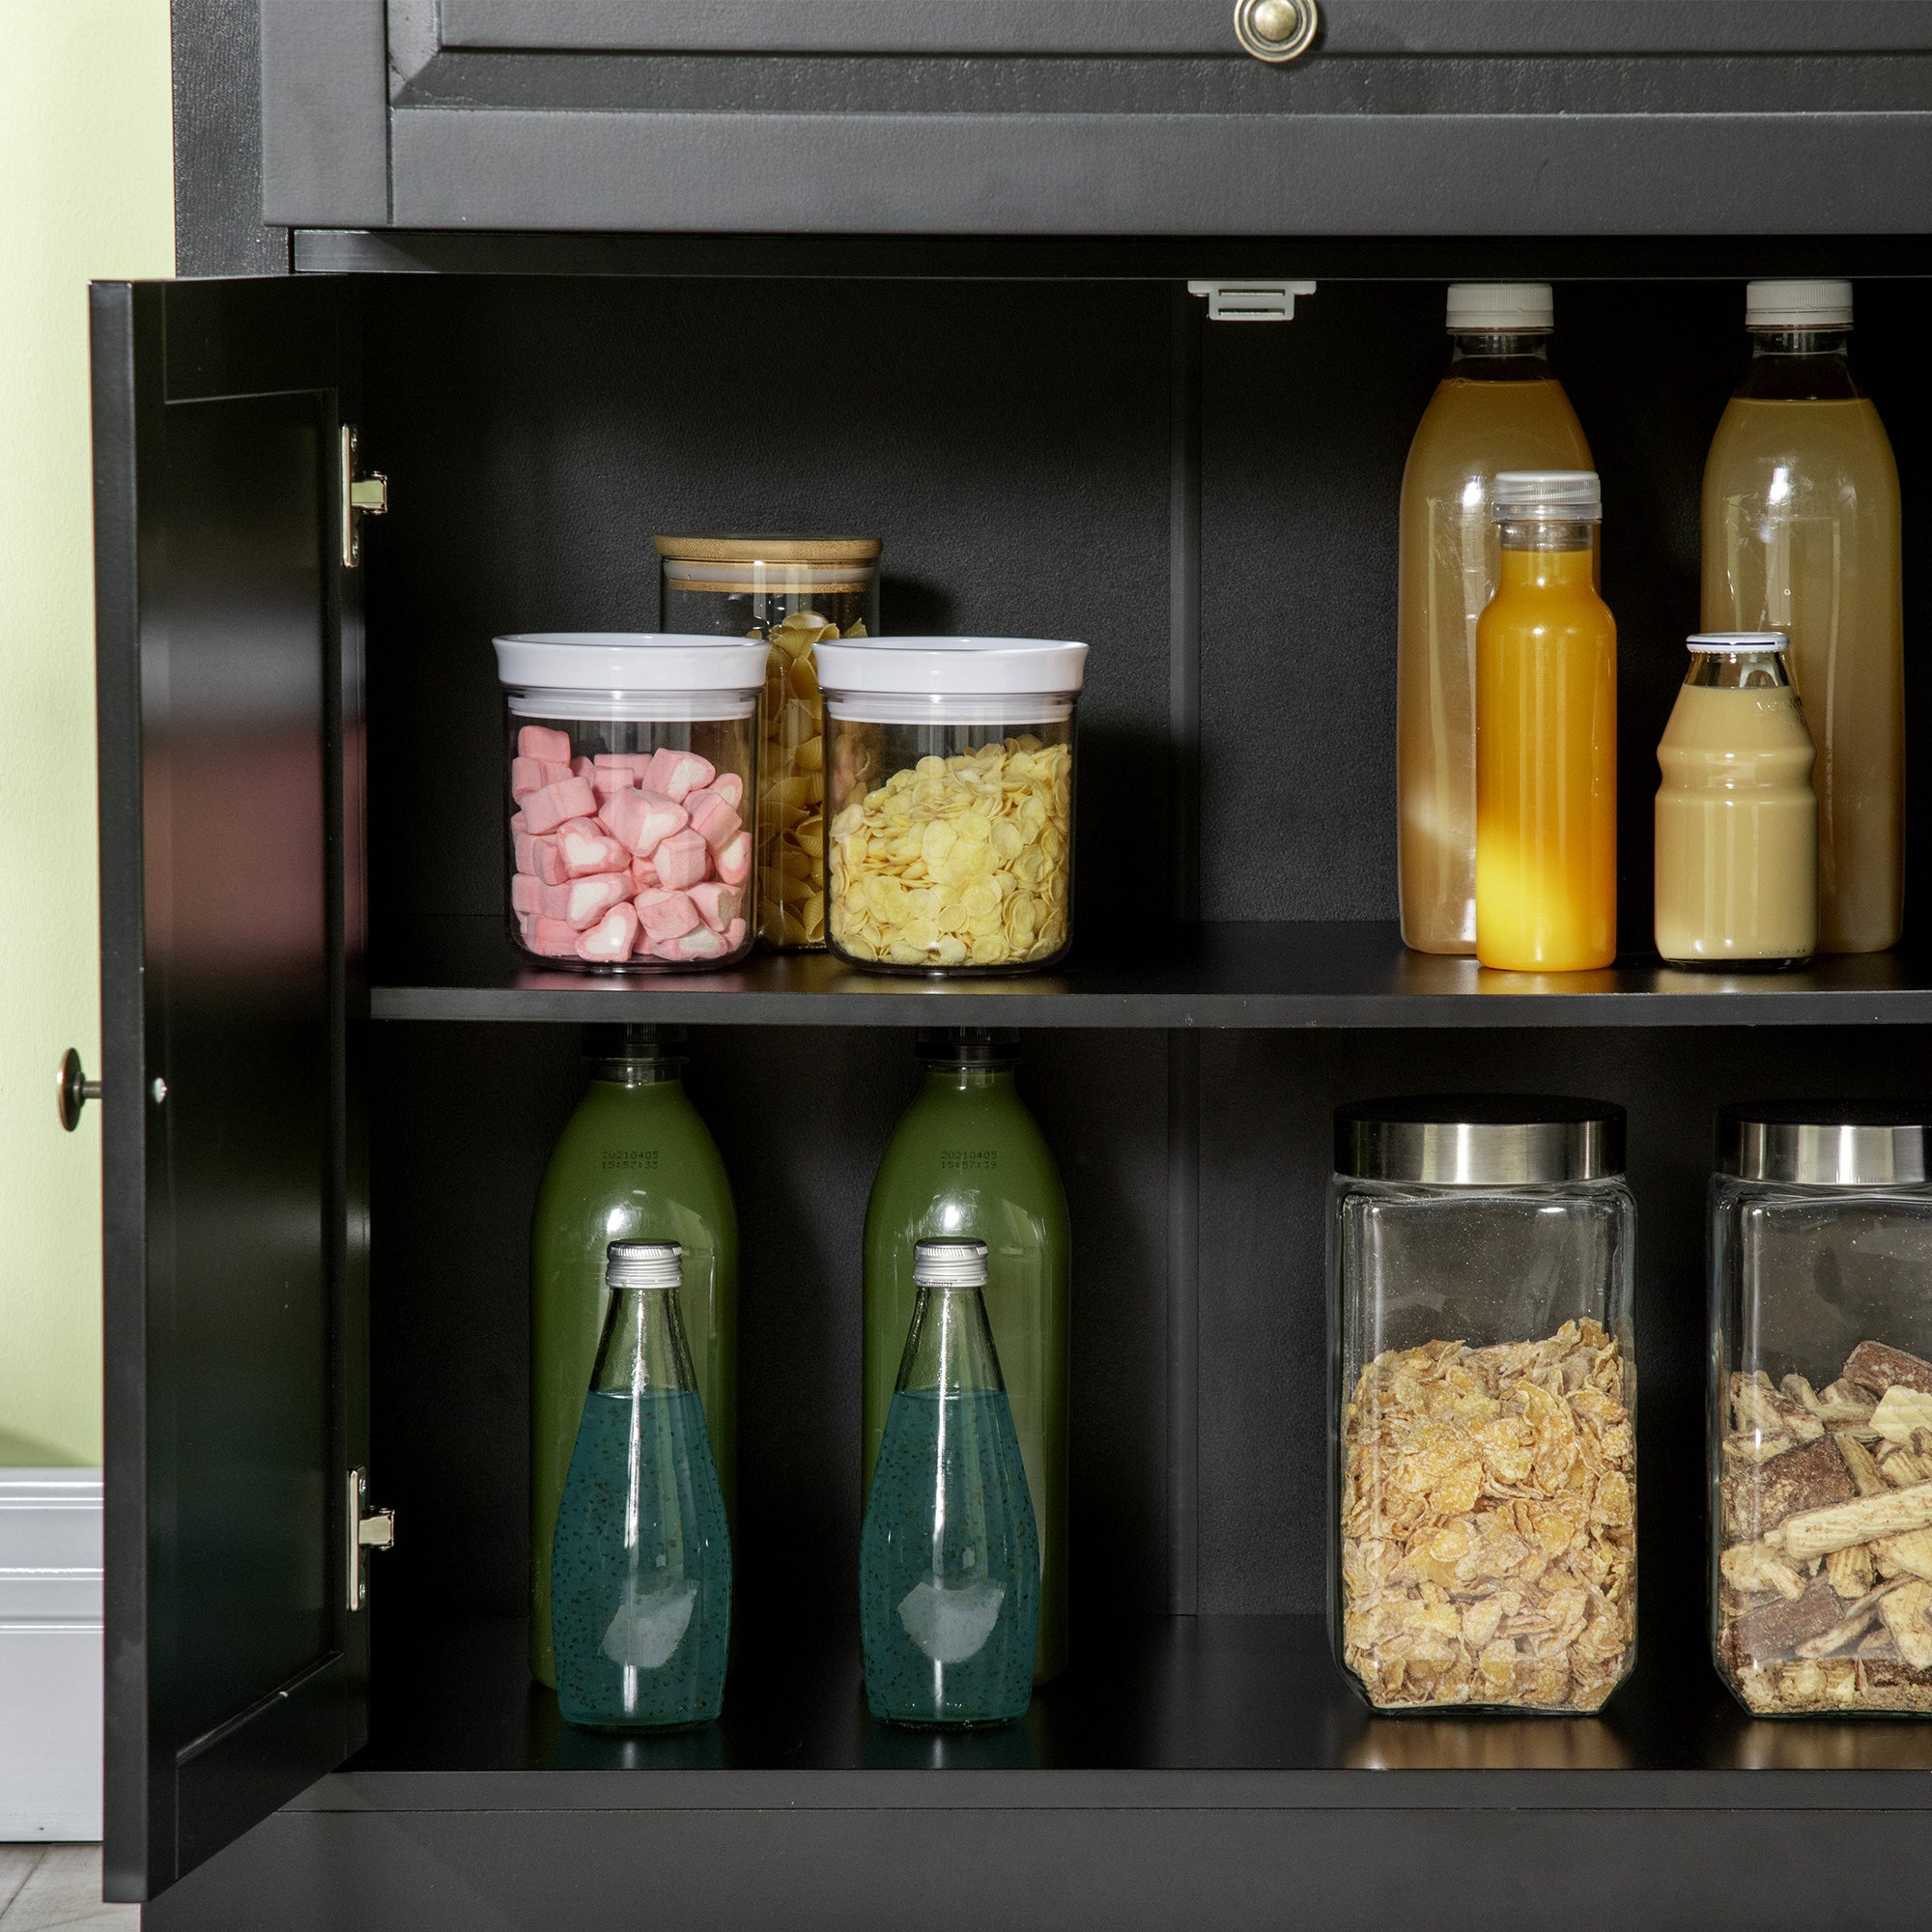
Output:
[[1399, 284, 1592, 954], [1475, 471, 1617, 972]]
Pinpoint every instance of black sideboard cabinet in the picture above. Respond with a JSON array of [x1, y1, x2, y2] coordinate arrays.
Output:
[[99, 2, 1932, 1922]]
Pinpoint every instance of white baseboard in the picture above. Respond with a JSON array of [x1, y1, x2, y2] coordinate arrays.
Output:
[[0, 1471, 102, 1840]]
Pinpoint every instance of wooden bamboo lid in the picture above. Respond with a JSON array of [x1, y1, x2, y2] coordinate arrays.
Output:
[[655, 534, 883, 564]]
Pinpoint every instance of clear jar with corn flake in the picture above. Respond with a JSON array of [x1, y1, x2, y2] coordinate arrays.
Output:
[[817, 639, 1087, 975], [656, 535, 882, 951], [1332, 1097, 1637, 1716], [1711, 1105, 1932, 1718]]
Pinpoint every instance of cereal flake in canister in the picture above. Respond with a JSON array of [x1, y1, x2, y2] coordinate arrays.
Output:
[[1340, 1319, 1636, 1712], [829, 738, 1071, 969]]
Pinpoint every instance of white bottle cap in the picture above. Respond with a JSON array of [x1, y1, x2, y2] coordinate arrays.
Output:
[[1746, 279, 1853, 329], [1687, 631, 1789, 653], [1446, 283, 1554, 331], [1492, 469, 1602, 523]]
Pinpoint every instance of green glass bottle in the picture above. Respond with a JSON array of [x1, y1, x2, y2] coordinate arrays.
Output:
[[530, 1025, 736, 1690], [863, 1030, 1069, 1683]]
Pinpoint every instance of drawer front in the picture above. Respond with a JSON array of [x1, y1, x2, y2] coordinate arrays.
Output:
[[259, 0, 1932, 234]]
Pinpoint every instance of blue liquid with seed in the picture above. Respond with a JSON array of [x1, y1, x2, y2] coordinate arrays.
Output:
[[551, 1388, 730, 1730], [860, 1389, 1039, 1727]]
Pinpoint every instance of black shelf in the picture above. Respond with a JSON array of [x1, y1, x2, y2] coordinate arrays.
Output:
[[310, 1613, 1932, 1810], [370, 918, 1932, 1028]]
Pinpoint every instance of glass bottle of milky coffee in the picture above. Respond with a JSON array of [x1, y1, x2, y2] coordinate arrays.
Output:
[[1399, 283, 1594, 955], [1701, 279, 1902, 953], [1655, 633, 1817, 969]]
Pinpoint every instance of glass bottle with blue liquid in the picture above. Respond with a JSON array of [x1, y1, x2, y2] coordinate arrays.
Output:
[[860, 1237, 1039, 1728], [551, 1239, 731, 1731]]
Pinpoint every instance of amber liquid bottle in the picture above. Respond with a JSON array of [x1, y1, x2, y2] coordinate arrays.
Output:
[[1399, 283, 1594, 954], [1700, 279, 1902, 953]]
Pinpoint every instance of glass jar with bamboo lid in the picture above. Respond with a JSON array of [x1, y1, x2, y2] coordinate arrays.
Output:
[[657, 535, 883, 950]]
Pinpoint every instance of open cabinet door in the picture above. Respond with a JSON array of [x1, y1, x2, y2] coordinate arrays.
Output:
[[90, 278, 370, 1902]]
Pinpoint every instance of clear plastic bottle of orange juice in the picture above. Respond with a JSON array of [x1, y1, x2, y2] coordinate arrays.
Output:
[[1475, 470, 1617, 972]]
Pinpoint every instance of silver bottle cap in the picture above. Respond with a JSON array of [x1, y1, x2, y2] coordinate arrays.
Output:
[[1336, 1096, 1626, 1185], [913, 1238, 989, 1288], [606, 1240, 683, 1290], [1719, 1105, 1930, 1186]]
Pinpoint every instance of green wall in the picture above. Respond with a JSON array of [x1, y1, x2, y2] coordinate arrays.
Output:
[[0, 3, 174, 1464]]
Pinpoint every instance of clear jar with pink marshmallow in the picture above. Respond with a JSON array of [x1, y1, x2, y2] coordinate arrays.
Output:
[[493, 633, 767, 973]]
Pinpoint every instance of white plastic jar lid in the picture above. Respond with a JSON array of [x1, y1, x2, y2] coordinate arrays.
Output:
[[494, 632, 768, 693], [815, 637, 1088, 696]]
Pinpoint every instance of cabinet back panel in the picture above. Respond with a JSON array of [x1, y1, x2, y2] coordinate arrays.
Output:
[[1201, 275, 1932, 935], [367, 1024, 1168, 1645], [361, 267, 1932, 944], [1197, 1025, 1932, 1618], [359, 276, 1171, 961]]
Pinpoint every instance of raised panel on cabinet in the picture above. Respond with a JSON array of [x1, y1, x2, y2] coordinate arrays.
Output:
[[91, 276, 370, 1901]]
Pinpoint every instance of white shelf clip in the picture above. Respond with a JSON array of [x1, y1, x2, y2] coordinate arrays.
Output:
[[1186, 280, 1318, 323]]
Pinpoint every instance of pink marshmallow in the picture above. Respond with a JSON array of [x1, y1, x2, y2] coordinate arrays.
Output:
[[688, 881, 742, 934], [655, 828, 710, 891], [674, 923, 729, 961], [714, 829, 753, 886], [712, 770, 744, 812], [510, 756, 570, 800], [644, 748, 715, 803], [555, 817, 633, 879], [510, 810, 529, 836], [531, 838, 569, 885], [724, 917, 748, 952], [571, 755, 596, 781], [538, 870, 634, 930], [594, 753, 654, 779], [599, 786, 688, 858], [511, 874, 541, 915], [576, 901, 639, 963], [513, 826, 536, 873], [630, 852, 660, 894], [522, 775, 598, 835], [635, 888, 701, 942], [684, 788, 744, 853], [526, 916, 582, 958], [518, 724, 572, 761]]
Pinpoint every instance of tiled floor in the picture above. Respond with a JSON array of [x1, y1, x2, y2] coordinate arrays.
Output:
[[0, 1848, 135, 1930]]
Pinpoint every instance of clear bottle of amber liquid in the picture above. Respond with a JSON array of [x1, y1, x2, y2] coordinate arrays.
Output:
[[1399, 284, 1593, 954], [1475, 471, 1617, 973], [1700, 280, 1902, 954]]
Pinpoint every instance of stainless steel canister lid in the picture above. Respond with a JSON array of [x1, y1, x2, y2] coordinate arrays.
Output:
[[1718, 1104, 1932, 1186], [1336, 1096, 1626, 1185]]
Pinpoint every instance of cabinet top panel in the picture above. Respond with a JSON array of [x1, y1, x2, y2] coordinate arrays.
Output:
[[248, 0, 1932, 239]]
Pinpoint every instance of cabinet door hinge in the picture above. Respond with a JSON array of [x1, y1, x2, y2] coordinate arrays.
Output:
[[1187, 280, 1317, 323], [346, 1467, 396, 1610], [340, 425, 388, 568]]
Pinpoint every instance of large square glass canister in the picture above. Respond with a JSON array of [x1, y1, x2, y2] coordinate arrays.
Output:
[[1711, 1104, 1932, 1718], [1331, 1096, 1637, 1715]]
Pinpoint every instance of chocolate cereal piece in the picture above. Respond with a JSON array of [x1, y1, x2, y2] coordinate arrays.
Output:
[[1842, 1340, 1932, 1399], [1721, 1434, 1857, 1543], [1725, 1576, 1850, 1671]]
